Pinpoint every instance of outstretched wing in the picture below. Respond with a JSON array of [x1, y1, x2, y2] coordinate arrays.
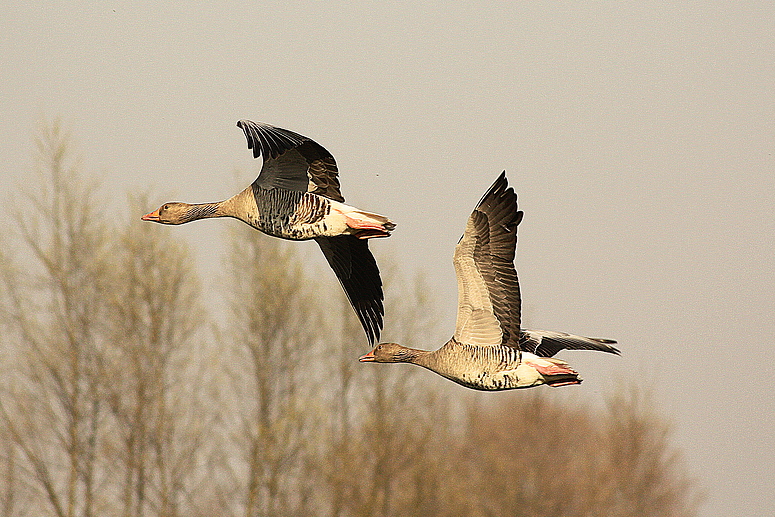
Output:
[[519, 330, 620, 357], [315, 236, 385, 345], [453, 172, 523, 349], [236, 120, 344, 202]]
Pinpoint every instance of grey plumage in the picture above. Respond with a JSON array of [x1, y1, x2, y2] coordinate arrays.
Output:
[[143, 120, 393, 345], [360, 172, 618, 390]]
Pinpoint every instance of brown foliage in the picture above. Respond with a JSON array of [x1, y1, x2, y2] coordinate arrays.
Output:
[[451, 390, 701, 517]]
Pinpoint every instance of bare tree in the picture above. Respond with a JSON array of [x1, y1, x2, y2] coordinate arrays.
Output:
[[597, 387, 703, 517], [0, 408, 20, 517], [0, 121, 111, 517], [450, 388, 702, 517], [316, 284, 365, 517], [317, 261, 451, 517], [218, 228, 320, 517], [0, 123, 210, 517], [101, 195, 207, 517]]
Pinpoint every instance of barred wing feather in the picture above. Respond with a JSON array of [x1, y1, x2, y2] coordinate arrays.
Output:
[[236, 120, 344, 202], [453, 172, 524, 349]]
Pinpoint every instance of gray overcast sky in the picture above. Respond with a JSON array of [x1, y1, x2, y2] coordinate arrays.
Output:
[[2, 2, 773, 515]]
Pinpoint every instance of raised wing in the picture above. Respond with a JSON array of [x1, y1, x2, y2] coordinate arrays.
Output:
[[453, 172, 523, 348], [236, 120, 344, 202], [315, 236, 385, 345]]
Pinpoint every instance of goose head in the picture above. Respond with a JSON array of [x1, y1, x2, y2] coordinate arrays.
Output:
[[359, 342, 417, 363], [142, 202, 196, 224]]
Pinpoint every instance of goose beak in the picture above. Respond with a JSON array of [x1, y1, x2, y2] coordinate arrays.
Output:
[[359, 350, 376, 362], [142, 209, 160, 222]]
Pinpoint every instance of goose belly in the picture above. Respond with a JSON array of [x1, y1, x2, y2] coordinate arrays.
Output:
[[435, 345, 540, 391], [452, 368, 529, 391], [256, 217, 339, 241]]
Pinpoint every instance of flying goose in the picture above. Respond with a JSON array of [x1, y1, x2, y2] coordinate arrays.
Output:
[[142, 120, 394, 344], [359, 172, 618, 389]]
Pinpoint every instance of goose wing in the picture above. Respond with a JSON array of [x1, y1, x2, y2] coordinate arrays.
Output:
[[315, 236, 385, 345], [453, 172, 524, 349], [236, 120, 344, 202], [519, 330, 620, 357]]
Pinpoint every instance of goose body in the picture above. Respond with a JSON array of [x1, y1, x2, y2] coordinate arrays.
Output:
[[164, 183, 391, 241], [143, 120, 394, 344], [359, 173, 618, 390]]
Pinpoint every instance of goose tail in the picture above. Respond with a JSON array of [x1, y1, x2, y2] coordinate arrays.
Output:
[[523, 355, 582, 387], [337, 206, 396, 239]]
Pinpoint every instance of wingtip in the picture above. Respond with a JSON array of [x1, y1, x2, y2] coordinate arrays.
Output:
[[592, 337, 621, 355], [475, 171, 512, 208]]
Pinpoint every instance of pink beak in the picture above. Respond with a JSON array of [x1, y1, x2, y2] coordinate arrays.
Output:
[[359, 350, 376, 362], [141, 209, 160, 222]]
